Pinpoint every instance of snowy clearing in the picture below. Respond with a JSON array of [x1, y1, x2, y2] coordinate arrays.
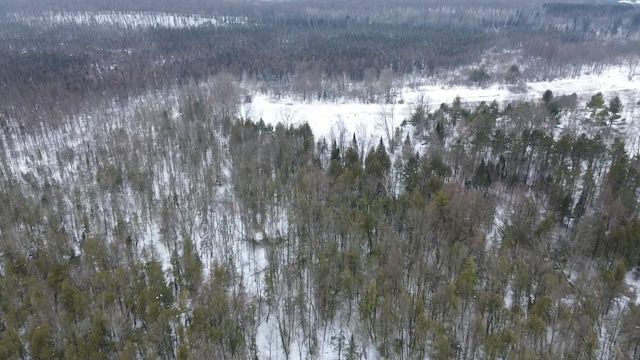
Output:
[[251, 66, 640, 140]]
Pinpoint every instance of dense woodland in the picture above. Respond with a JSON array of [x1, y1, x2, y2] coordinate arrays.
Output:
[[1, 0, 640, 359], [1, 74, 640, 359]]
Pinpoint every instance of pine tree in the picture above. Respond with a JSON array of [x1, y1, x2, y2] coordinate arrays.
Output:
[[608, 95, 623, 127], [403, 152, 420, 193], [587, 92, 608, 125], [542, 89, 554, 105], [328, 140, 343, 178]]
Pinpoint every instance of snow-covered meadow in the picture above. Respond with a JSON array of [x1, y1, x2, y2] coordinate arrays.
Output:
[[249, 65, 640, 141]]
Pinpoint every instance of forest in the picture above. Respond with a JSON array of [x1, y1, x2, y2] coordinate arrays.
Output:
[[0, 0, 640, 359], [1, 0, 640, 126]]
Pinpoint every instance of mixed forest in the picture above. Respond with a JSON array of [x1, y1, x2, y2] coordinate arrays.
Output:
[[1, 0, 640, 359]]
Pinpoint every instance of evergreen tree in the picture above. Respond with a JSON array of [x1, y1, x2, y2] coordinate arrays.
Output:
[[608, 95, 623, 127], [587, 92, 608, 125]]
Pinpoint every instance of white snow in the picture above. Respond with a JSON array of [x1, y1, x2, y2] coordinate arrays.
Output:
[[487, 203, 506, 249], [625, 269, 640, 304], [6, 11, 246, 29], [251, 66, 640, 142], [250, 94, 410, 144]]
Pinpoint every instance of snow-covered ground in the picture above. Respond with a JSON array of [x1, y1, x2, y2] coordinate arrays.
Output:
[[250, 66, 640, 140], [5, 11, 246, 29], [626, 269, 640, 304]]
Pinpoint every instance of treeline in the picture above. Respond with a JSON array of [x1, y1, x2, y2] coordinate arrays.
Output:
[[148, 23, 488, 81], [543, 3, 640, 18], [2, 1, 640, 128], [0, 0, 554, 14], [0, 77, 639, 358], [0, 18, 488, 126]]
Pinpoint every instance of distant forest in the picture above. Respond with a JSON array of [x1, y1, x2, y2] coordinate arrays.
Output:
[[0, 0, 639, 126]]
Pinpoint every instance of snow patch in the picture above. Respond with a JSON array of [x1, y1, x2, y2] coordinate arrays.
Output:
[[625, 268, 640, 304], [6, 11, 246, 29]]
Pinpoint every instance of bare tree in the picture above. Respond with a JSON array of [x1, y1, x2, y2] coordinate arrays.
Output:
[[626, 56, 640, 81], [376, 103, 398, 153], [379, 68, 396, 104], [210, 72, 241, 121]]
